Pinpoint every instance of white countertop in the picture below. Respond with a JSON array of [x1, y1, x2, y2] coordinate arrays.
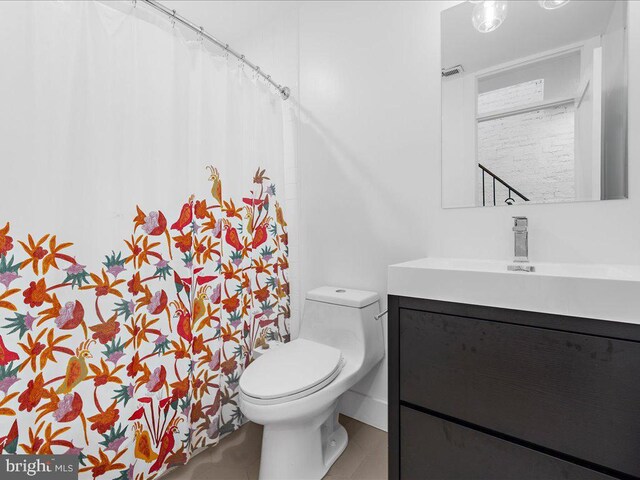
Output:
[[388, 257, 640, 324]]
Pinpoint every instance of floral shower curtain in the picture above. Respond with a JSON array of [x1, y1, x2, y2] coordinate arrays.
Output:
[[0, 1, 294, 479]]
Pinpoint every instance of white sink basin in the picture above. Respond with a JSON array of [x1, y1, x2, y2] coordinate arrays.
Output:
[[388, 258, 640, 324]]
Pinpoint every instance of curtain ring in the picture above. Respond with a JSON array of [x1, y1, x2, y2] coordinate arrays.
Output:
[[239, 55, 245, 69], [224, 44, 229, 60], [198, 26, 204, 43], [254, 66, 260, 80], [170, 10, 176, 28]]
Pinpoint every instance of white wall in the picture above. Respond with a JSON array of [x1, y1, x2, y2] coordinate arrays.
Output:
[[442, 74, 477, 207], [478, 52, 581, 99], [602, 0, 628, 199], [296, 1, 432, 430]]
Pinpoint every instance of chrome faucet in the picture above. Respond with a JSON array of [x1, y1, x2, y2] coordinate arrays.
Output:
[[508, 216, 535, 272]]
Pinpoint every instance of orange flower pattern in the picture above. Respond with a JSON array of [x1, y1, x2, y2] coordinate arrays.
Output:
[[0, 167, 290, 479]]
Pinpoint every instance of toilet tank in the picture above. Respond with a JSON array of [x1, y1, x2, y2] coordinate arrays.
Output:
[[299, 287, 384, 371]]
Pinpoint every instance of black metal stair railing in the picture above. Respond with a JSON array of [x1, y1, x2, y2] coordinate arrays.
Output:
[[479, 163, 530, 206]]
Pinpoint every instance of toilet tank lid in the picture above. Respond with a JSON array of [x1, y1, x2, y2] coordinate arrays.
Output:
[[306, 286, 379, 308]]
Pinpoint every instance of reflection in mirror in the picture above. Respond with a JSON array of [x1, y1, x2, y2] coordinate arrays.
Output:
[[441, 1, 628, 209]]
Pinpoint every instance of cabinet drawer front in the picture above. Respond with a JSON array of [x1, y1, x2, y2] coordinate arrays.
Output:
[[400, 406, 614, 480], [399, 309, 640, 477]]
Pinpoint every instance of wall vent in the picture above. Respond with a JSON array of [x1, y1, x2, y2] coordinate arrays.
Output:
[[441, 65, 464, 77]]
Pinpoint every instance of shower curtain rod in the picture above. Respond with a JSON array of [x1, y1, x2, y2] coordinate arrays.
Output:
[[139, 0, 291, 100]]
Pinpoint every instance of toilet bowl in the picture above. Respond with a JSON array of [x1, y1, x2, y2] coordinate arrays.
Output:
[[239, 286, 385, 480]]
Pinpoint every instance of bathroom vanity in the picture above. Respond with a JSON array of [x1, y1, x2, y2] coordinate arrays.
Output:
[[388, 258, 640, 480]]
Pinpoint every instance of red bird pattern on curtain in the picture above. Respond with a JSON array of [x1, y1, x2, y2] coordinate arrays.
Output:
[[0, 167, 290, 479]]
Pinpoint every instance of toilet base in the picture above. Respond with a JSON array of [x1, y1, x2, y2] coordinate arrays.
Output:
[[258, 403, 347, 480]]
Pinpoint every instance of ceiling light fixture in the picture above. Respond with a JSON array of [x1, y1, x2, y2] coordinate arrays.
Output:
[[538, 0, 570, 10], [472, 1, 508, 34]]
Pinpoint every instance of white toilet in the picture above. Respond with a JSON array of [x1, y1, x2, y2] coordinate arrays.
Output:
[[239, 286, 385, 480]]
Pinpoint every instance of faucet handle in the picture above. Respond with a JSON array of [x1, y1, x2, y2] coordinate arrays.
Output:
[[513, 216, 528, 231]]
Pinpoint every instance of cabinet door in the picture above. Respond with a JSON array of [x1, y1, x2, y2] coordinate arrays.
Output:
[[401, 407, 614, 480], [399, 309, 640, 477]]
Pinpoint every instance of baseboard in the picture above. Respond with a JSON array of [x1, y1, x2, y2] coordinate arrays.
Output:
[[339, 389, 388, 432]]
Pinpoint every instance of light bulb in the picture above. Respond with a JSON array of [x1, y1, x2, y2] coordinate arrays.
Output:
[[472, 1, 508, 34], [538, 0, 569, 9]]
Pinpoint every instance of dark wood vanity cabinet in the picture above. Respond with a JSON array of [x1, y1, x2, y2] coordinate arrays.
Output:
[[388, 296, 640, 480]]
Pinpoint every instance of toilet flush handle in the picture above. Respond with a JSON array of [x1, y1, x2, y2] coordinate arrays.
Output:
[[374, 310, 388, 321]]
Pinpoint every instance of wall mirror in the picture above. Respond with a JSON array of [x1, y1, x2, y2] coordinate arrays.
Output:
[[441, 0, 628, 209]]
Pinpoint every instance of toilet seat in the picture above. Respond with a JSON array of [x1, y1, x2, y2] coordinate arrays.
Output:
[[240, 338, 344, 405]]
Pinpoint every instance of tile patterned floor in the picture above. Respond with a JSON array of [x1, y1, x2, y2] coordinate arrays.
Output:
[[162, 415, 388, 480]]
